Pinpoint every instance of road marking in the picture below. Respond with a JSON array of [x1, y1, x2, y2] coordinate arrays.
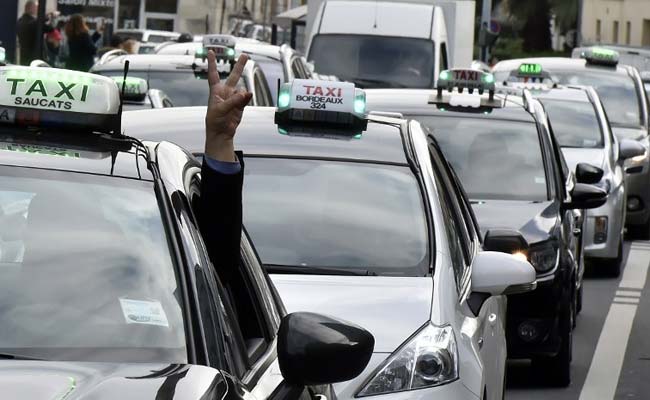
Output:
[[613, 297, 640, 304], [579, 244, 650, 400], [616, 290, 641, 298]]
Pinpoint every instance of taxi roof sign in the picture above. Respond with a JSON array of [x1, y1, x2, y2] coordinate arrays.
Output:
[[437, 69, 496, 95], [199, 34, 236, 61], [0, 66, 121, 133], [110, 76, 148, 102], [433, 69, 502, 108], [581, 47, 619, 66], [275, 79, 368, 132], [506, 63, 556, 85]]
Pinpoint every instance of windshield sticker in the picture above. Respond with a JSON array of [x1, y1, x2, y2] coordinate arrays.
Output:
[[0, 143, 80, 158], [119, 298, 169, 327], [535, 177, 546, 184]]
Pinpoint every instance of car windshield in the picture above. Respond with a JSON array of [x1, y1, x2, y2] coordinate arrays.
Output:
[[243, 158, 430, 276], [97, 70, 247, 107], [0, 166, 186, 363], [551, 69, 643, 129], [540, 99, 604, 148], [251, 57, 285, 105], [308, 34, 435, 88], [417, 116, 548, 201]]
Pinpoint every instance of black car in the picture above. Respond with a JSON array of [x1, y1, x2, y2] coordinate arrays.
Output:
[[365, 70, 607, 386], [0, 66, 373, 398]]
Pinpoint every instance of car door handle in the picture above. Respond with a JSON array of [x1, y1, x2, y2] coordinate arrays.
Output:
[[488, 313, 497, 326], [573, 228, 581, 236], [478, 337, 484, 349]]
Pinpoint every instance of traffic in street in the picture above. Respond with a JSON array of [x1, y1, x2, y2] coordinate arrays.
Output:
[[2, 0, 650, 399]]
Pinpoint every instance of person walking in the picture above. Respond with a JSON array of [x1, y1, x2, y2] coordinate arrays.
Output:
[[16, 1, 39, 65], [65, 14, 103, 71]]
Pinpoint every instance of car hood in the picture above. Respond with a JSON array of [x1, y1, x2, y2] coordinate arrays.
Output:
[[0, 361, 226, 399], [561, 147, 605, 172], [472, 200, 558, 244], [612, 126, 648, 141], [270, 275, 432, 353]]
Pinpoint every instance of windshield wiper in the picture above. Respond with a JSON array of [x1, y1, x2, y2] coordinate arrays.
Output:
[[265, 264, 378, 276], [0, 352, 43, 361], [348, 77, 408, 89]]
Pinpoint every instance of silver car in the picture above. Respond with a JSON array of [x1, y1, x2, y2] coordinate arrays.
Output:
[[535, 86, 644, 275], [493, 55, 650, 238]]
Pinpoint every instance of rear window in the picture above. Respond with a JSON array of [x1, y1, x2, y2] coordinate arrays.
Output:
[[416, 115, 549, 201], [540, 99, 604, 148], [243, 158, 430, 276]]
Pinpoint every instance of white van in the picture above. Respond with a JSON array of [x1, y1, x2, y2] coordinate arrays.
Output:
[[306, 0, 449, 89]]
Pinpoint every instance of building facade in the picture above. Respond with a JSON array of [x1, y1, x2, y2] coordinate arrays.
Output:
[[581, 0, 650, 46]]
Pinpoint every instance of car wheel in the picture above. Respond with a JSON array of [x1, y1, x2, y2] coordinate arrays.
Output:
[[577, 285, 583, 315], [604, 240, 623, 278], [533, 302, 572, 387]]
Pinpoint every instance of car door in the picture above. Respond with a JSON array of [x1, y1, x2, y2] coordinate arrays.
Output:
[[427, 135, 504, 400]]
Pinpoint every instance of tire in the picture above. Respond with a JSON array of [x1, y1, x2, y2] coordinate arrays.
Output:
[[577, 285, 583, 315], [533, 302, 573, 387], [603, 240, 623, 278]]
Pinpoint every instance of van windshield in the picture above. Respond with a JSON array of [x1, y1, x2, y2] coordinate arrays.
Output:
[[308, 34, 435, 88]]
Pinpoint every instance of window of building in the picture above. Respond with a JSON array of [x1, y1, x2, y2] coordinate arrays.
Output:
[[613, 20, 619, 43], [626, 21, 632, 45], [596, 19, 602, 42], [643, 19, 650, 46], [145, 0, 177, 13]]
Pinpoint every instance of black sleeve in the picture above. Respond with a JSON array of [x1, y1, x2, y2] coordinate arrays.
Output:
[[198, 152, 244, 284], [79, 32, 99, 57]]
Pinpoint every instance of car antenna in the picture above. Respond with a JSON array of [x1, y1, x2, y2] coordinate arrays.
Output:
[[115, 59, 130, 137], [276, 78, 281, 105]]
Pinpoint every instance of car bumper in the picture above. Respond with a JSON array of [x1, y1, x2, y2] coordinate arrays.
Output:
[[624, 158, 650, 227], [334, 354, 481, 400], [506, 275, 563, 359], [583, 187, 624, 259]]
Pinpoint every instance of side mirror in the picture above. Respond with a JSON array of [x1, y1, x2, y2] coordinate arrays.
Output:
[[575, 163, 603, 184], [483, 229, 529, 254], [278, 312, 374, 386], [619, 139, 645, 160], [471, 251, 537, 296], [565, 183, 607, 210]]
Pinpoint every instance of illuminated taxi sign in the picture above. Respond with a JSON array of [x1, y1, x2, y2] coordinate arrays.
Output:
[[581, 47, 619, 66], [199, 35, 236, 61], [437, 69, 495, 94], [110, 76, 148, 102], [275, 79, 368, 132], [0, 66, 120, 132], [518, 63, 543, 77], [433, 69, 501, 108]]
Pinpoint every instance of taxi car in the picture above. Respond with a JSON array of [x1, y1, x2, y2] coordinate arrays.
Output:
[[124, 78, 539, 400], [109, 76, 174, 110], [365, 69, 608, 386], [0, 66, 373, 398], [499, 64, 644, 275], [493, 48, 650, 238], [156, 37, 314, 104], [91, 35, 273, 107]]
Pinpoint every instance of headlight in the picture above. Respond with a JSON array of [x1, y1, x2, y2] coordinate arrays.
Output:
[[357, 324, 458, 397], [528, 244, 558, 273]]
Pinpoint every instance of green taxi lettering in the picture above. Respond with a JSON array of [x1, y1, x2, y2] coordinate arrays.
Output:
[[5, 78, 90, 102]]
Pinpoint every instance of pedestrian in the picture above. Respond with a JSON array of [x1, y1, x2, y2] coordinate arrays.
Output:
[[16, 1, 40, 65], [97, 34, 125, 57], [45, 28, 62, 66], [64, 14, 103, 71]]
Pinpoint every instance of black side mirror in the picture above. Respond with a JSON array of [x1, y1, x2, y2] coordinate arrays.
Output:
[[483, 229, 529, 253], [278, 312, 374, 386], [575, 163, 603, 184], [619, 139, 645, 160], [565, 183, 607, 210]]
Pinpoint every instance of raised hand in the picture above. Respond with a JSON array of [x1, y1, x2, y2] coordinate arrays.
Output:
[[204, 50, 253, 162]]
